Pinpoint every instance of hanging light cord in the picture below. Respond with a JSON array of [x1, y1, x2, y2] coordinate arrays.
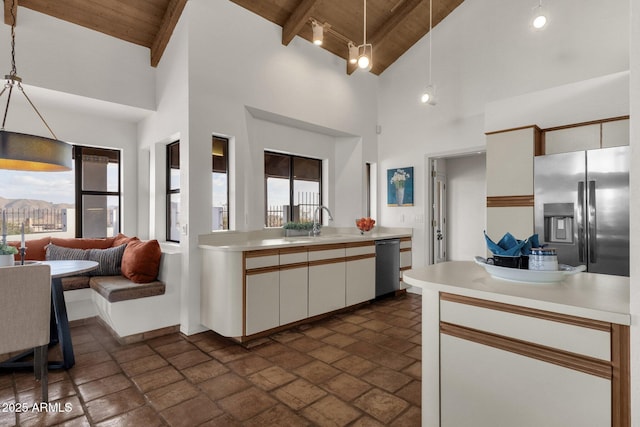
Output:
[[0, 0, 58, 139], [428, 0, 432, 85], [363, 0, 367, 45]]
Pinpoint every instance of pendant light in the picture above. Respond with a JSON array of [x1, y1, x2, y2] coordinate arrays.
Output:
[[531, 0, 549, 29], [357, 0, 372, 71], [311, 20, 324, 46], [0, 0, 72, 171], [348, 42, 358, 64], [420, 0, 436, 105]]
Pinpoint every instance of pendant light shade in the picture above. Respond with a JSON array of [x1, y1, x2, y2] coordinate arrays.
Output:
[[0, 0, 72, 172], [0, 130, 72, 171], [420, 85, 436, 105], [348, 42, 358, 64]]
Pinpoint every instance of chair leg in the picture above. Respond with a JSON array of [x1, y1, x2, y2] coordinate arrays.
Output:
[[34, 345, 48, 403]]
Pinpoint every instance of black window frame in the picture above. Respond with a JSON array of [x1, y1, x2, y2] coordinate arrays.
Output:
[[166, 141, 180, 242], [264, 151, 323, 227], [212, 136, 230, 231], [73, 145, 121, 238]]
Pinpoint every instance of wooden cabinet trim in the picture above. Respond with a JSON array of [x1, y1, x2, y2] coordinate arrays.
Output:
[[541, 115, 629, 133], [279, 246, 309, 255], [346, 253, 375, 262], [400, 247, 411, 253], [486, 195, 534, 208], [400, 266, 412, 271], [440, 322, 611, 379], [279, 262, 308, 271], [345, 241, 375, 248], [440, 293, 611, 332], [400, 237, 412, 242], [244, 248, 281, 258], [611, 324, 631, 427], [307, 243, 347, 252], [245, 265, 280, 275]]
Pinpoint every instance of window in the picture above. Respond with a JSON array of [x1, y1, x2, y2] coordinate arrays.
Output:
[[167, 141, 180, 242], [0, 145, 120, 241], [212, 136, 229, 230], [74, 146, 121, 238], [264, 152, 322, 227]]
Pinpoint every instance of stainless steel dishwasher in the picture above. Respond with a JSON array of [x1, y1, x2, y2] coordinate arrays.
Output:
[[375, 239, 400, 297]]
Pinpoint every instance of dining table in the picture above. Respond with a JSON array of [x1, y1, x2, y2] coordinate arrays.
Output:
[[0, 259, 98, 370]]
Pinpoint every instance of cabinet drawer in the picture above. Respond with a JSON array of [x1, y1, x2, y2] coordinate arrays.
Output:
[[245, 254, 279, 270], [346, 244, 375, 257], [400, 250, 412, 268], [280, 251, 307, 265], [308, 248, 345, 262], [440, 298, 611, 360]]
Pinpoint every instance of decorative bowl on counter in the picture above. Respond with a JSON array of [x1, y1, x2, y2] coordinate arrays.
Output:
[[474, 256, 586, 284], [356, 217, 375, 234]]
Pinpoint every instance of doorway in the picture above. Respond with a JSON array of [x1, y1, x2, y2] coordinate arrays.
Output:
[[428, 152, 486, 265]]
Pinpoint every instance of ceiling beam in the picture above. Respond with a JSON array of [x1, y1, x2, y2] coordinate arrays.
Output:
[[4, 0, 17, 26], [282, 0, 321, 46], [150, 0, 187, 67]]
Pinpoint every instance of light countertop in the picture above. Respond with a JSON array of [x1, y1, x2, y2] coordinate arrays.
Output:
[[404, 261, 630, 325], [198, 228, 412, 251]]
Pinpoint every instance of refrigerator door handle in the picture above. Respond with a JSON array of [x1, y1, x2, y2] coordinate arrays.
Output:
[[588, 180, 597, 263], [577, 181, 585, 263]]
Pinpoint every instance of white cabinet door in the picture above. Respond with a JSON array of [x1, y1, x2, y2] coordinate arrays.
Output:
[[440, 334, 611, 427], [245, 270, 279, 335], [544, 124, 600, 154], [280, 265, 308, 325], [308, 261, 345, 317], [345, 257, 375, 305]]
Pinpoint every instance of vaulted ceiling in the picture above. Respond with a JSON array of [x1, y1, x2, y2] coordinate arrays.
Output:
[[3, 0, 464, 75]]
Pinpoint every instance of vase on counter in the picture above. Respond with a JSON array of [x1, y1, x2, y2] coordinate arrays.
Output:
[[0, 254, 14, 267]]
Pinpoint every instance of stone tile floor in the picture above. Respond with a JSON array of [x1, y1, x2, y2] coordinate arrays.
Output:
[[0, 293, 421, 426]]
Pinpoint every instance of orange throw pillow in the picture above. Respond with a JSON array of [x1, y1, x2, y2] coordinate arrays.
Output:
[[51, 237, 115, 250], [121, 240, 161, 283], [112, 233, 139, 247], [9, 236, 51, 261]]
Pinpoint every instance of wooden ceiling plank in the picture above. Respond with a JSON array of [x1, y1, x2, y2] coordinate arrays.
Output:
[[282, 0, 320, 46], [150, 0, 187, 67], [4, 0, 17, 26], [369, 0, 423, 47]]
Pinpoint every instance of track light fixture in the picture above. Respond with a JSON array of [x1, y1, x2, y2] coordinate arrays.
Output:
[[348, 42, 358, 64], [311, 20, 323, 46], [420, 0, 436, 105], [531, 0, 549, 29], [357, 0, 372, 71]]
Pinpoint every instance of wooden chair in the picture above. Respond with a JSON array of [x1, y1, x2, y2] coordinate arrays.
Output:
[[0, 264, 51, 402]]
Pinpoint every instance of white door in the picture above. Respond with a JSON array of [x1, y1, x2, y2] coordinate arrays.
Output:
[[432, 159, 447, 263]]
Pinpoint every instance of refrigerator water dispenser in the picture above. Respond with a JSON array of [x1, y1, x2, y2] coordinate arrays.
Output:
[[543, 203, 574, 244]]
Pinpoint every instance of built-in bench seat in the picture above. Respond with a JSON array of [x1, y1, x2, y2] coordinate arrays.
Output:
[[89, 276, 165, 302], [9, 235, 181, 341]]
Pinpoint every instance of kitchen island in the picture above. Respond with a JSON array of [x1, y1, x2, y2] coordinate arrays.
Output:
[[403, 261, 630, 427], [199, 227, 412, 342]]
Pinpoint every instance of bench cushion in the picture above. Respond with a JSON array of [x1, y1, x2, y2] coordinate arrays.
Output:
[[89, 276, 165, 303]]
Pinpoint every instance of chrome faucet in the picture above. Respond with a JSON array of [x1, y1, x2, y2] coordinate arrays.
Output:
[[312, 205, 333, 236]]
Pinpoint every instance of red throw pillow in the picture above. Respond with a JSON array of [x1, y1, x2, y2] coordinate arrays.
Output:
[[9, 236, 51, 261], [112, 233, 139, 247], [51, 237, 115, 250], [121, 240, 161, 283]]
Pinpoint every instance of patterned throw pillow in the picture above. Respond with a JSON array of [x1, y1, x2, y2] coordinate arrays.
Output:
[[45, 244, 89, 261], [87, 244, 127, 276]]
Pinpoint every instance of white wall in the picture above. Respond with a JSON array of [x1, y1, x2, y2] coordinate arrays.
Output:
[[146, 0, 380, 334], [378, 0, 629, 269]]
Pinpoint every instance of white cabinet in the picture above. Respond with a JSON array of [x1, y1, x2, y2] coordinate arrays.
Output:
[[441, 334, 610, 427], [309, 261, 346, 317], [245, 270, 280, 335], [486, 127, 537, 197], [346, 257, 375, 305], [544, 124, 600, 154], [280, 265, 308, 324], [438, 293, 619, 427]]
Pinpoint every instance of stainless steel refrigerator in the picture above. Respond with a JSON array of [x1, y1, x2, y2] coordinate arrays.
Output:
[[534, 146, 629, 276]]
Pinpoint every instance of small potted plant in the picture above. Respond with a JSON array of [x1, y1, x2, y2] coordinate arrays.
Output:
[[0, 243, 18, 267], [283, 222, 315, 237]]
